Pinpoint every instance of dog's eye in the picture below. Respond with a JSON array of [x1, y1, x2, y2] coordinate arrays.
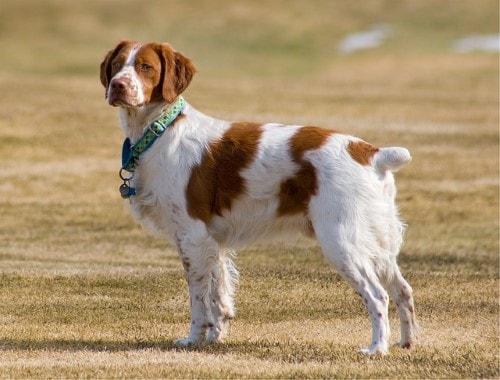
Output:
[[140, 63, 153, 72], [111, 61, 122, 74]]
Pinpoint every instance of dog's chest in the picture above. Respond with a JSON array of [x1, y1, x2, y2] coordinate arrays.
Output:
[[126, 142, 193, 238]]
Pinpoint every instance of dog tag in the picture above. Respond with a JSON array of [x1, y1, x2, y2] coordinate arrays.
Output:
[[119, 183, 130, 198], [119, 183, 135, 198]]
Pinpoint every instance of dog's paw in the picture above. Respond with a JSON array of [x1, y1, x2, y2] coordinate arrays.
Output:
[[206, 322, 229, 342], [174, 338, 196, 348], [394, 338, 417, 349], [359, 343, 388, 356]]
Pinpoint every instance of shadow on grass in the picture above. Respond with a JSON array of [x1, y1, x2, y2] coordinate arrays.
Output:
[[398, 251, 498, 275], [0, 338, 178, 352], [0, 337, 312, 353], [0, 337, 358, 362]]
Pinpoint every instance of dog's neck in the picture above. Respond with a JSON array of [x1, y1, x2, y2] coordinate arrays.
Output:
[[118, 101, 170, 143]]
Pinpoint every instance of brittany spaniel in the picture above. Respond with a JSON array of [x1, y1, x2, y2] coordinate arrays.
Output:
[[100, 40, 418, 355]]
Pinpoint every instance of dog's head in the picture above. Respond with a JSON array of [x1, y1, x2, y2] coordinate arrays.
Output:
[[100, 41, 196, 107]]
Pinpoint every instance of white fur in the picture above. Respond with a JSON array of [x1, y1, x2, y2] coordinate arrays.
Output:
[[107, 50, 419, 355]]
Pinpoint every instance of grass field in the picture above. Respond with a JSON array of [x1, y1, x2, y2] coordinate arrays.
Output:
[[0, 0, 498, 378]]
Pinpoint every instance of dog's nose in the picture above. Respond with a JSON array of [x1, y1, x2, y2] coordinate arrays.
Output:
[[111, 79, 126, 90]]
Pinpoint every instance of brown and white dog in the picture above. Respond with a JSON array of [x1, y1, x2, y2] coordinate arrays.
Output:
[[100, 40, 418, 355]]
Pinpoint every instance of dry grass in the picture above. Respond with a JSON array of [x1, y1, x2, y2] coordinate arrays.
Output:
[[0, 0, 498, 378]]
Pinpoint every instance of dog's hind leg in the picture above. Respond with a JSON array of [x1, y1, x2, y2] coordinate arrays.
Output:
[[310, 199, 391, 354], [383, 259, 419, 349], [319, 237, 391, 354], [344, 262, 391, 355]]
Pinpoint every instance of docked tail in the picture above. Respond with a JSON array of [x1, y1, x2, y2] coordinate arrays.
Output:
[[373, 147, 411, 174]]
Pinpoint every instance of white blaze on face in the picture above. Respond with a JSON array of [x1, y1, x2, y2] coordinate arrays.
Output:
[[108, 45, 146, 107]]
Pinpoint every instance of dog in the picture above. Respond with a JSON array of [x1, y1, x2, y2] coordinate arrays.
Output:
[[100, 40, 418, 355]]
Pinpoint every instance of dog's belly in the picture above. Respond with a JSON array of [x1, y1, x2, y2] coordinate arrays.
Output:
[[207, 197, 314, 248]]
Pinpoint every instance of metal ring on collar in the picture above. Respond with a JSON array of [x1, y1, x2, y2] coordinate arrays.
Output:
[[119, 168, 134, 181]]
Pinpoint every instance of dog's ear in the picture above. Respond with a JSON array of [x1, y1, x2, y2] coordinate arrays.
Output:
[[100, 40, 135, 90], [158, 43, 196, 103]]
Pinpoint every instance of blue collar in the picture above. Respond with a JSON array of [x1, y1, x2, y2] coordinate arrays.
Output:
[[119, 96, 185, 198]]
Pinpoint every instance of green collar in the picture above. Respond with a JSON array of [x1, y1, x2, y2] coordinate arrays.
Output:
[[118, 96, 185, 198]]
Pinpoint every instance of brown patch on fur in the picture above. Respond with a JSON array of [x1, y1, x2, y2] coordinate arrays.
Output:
[[134, 42, 196, 104], [152, 43, 196, 103], [277, 126, 336, 216], [186, 122, 262, 224], [347, 140, 379, 166], [289, 126, 337, 161], [134, 44, 164, 103]]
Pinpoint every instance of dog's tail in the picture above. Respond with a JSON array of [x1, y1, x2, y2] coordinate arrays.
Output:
[[373, 147, 412, 174]]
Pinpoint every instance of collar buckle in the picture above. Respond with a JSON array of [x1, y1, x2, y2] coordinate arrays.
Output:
[[148, 122, 162, 137]]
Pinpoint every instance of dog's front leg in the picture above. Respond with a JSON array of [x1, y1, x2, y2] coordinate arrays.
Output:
[[206, 250, 239, 342], [175, 234, 219, 347], [176, 271, 213, 347]]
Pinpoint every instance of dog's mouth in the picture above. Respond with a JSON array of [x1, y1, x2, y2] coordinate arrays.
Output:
[[109, 98, 133, 107], [108, 94, 144, 108]]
